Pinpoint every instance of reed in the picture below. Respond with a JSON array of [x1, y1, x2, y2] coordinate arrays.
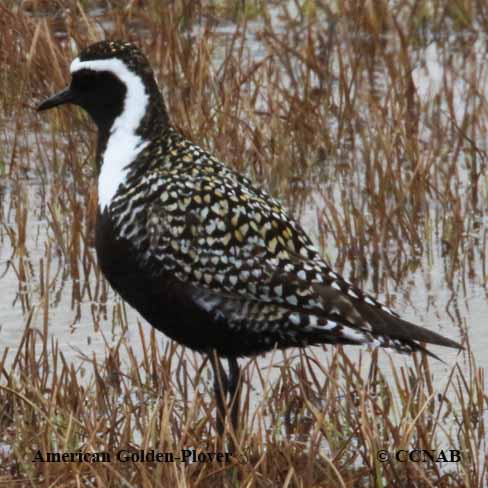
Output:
[[0, 1, 486, 486]]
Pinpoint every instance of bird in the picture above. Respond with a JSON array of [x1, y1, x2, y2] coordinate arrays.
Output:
[[37, 40, 463, 436]]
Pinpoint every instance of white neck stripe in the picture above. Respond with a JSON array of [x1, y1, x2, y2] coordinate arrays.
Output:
[[71, 57, 149, 210]]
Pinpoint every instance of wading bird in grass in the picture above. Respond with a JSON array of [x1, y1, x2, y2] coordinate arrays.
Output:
[[37, 40, 462, 437]]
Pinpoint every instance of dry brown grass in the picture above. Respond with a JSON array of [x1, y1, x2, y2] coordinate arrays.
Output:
[[0, 0, 487, 486]]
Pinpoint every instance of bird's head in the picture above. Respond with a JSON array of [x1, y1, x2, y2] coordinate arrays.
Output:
[[37, 40, 167, 135]]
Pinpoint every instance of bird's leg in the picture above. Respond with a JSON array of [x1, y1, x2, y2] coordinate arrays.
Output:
[[227, 357, 241, 436], [209, 351, 228, 437]]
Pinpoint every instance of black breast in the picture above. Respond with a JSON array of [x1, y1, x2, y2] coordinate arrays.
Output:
[[94, 208, 273, 357]]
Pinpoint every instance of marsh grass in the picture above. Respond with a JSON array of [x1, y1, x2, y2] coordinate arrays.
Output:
[[0, 0, 487, 486]]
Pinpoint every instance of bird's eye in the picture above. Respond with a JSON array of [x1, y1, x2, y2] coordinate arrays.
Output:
[[72, 70, 97, 91]]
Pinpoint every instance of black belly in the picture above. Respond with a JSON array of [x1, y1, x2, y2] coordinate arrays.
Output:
[[95, 209, 275, 358]]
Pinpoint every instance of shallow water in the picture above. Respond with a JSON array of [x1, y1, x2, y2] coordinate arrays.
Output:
[[0, 178, 479, 377], [0, 4, 487, 456]]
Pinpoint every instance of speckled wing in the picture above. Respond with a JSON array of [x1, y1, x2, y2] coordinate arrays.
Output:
[[132, 165, 433, 353], [108, 139, 461, 356]]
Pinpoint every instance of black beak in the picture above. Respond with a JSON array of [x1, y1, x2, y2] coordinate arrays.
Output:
[[37, 87, 74, 111]]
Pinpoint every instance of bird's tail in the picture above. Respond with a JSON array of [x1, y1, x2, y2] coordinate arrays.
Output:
[[314, 281, 463, 360]]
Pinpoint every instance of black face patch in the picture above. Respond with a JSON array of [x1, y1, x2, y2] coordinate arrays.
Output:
[[71, 69, 99, 92], [70, 69, 127, 131]]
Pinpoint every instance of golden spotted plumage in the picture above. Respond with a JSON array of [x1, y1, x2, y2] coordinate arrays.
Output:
[[106, 127, 459, 356]]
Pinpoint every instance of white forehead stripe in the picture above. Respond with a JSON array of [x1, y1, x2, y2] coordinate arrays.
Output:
[[71, 57, 149, 210]]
